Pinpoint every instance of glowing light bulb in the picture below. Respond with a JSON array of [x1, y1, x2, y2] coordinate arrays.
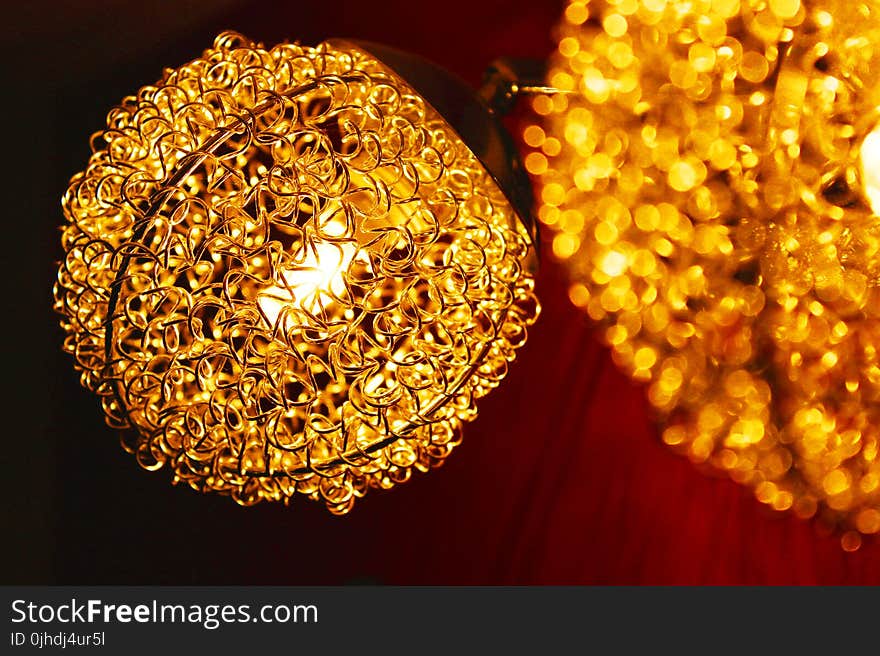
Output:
[[861, 124, 880, 215], [257, 240, 357, 326]]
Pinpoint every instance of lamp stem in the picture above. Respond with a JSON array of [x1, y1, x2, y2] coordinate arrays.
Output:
[[480, 57, 575, 116]]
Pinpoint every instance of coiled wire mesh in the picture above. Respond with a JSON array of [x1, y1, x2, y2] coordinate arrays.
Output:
[[55, 32, 539, 513]]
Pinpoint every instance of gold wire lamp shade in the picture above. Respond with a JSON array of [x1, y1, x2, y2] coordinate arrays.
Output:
[[531, 0, 880, 546], [55, 32, 539, 513]]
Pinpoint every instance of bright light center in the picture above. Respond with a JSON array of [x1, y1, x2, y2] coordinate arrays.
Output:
[[258, 240, 357, 326], [861, 124, 880, 215]]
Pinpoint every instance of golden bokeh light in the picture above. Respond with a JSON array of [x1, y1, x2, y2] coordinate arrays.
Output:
[[532, 0, 880, 545], [55, 32, 539, 513]]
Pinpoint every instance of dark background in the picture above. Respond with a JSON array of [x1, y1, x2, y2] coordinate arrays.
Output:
[[5, 0, 880, 585]]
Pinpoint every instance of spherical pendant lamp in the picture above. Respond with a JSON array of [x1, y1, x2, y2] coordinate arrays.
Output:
[[56, 32, 539, 513]]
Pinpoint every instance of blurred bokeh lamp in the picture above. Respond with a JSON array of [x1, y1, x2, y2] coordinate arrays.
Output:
[[532, 0, 880, 547]]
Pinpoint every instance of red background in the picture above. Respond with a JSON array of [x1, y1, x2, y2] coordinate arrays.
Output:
[[8, 0, 880, 584]]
